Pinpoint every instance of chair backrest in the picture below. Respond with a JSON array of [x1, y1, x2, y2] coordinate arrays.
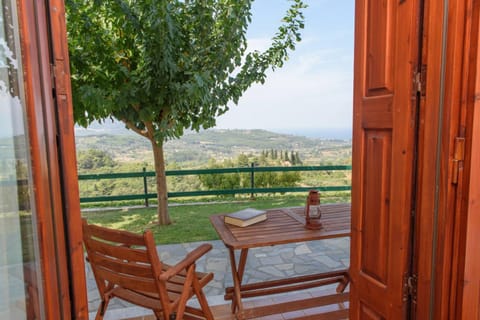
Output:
[[82, 219, 164, 299]]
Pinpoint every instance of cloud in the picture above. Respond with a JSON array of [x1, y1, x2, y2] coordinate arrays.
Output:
[[246, 37, 272, 52], [216, 43, 353, 131]]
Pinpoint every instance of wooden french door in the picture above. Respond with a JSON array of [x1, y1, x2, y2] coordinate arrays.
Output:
[[11, 0, 88, 318], [350, 0, 422, 318]]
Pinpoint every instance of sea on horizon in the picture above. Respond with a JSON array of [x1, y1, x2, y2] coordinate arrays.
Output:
[[75, 121, 352, 140], [271, 127, 352, 140]]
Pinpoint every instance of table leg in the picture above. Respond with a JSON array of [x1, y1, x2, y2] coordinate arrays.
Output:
[[237, 249, 249, 285], [228, 248, 249, 317], [336, 272, 350, 293], [337, 271, 350, 293]]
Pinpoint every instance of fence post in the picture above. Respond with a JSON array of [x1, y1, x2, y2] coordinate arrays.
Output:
[[250, 162, 255, 200], [143, 167, 149, 207]]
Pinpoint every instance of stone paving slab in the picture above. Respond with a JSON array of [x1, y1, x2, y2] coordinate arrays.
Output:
[[86, 238, 350, 319]]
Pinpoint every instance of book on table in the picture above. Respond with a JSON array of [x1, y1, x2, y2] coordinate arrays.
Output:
[[224, 208, 267, 227]]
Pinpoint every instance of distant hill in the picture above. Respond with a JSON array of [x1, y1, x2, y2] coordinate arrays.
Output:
[[75, 129, 352, 166], [75, 121, 131, 136]]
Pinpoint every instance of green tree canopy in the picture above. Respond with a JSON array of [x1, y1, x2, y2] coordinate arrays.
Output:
[[66, 0, 306, 224], [77, 149, 116, 170]]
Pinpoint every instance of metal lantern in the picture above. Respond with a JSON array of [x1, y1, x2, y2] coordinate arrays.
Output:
[[305, 190, 322, 230]]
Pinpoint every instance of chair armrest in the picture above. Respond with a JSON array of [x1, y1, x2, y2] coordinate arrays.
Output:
[[159, 243, 212, 281]]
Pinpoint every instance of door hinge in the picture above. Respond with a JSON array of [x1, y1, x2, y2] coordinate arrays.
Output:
[[452, 137, 465, 184], [414, 65, 427, 96], [403, 274, 418, 303]]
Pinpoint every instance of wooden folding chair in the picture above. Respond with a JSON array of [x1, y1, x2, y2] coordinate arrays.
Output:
[[82, 219, 214, 320]]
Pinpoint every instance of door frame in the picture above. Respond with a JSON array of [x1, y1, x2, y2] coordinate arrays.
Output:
[[13, 0, 480, 318], [16, 0, 88, 318], [415, 0, 480, 319], [351, 0, 480, 318]]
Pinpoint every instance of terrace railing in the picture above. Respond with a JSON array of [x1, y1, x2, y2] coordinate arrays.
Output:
[[77, 164, 352, 206]]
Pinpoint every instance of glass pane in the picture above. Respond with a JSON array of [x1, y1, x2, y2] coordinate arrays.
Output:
[[0, 0, 44, 318]]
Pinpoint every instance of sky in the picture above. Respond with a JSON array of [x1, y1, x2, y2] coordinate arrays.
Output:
[[215, 0, 355, 134], [1, 0, 355, 139]]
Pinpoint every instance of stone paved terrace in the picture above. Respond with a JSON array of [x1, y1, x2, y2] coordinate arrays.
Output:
[[85, 238, 350, 320]]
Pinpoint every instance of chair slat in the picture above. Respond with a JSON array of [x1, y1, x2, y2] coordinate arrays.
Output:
[[165, 281, 189, 295], [95, 266, 158, 294], [161, 264, 210, 282], [89, 251, 154, 278], [165, 273, 213, 295], [86, 238, 150, 263], [111, 287, 163, 311], [167, 273, 187, 285], [85, 223, 146, 246]]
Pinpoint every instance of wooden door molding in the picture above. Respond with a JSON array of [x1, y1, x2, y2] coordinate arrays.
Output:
[[415, 0, 480, 318], [48, 0, 89, 318], [431, 1, 471, 318], [350, 0, 421, 318], [17, 1, 69, 317], [412, 0, 444, 318], [16, 0, 88, 318], [454, 0, 480, 318], [431, 0, 480, 319]]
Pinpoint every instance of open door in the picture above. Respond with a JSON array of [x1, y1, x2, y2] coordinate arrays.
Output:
[[350, 0, 422, 318]]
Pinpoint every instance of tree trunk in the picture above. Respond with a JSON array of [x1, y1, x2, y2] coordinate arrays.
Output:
[[150, 139, 171, 225]]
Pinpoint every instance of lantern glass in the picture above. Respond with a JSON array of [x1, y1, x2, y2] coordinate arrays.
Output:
[[309, 203, 322, 219]]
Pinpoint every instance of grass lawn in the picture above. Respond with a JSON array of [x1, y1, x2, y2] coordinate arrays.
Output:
[[82, 194, 350, 244]]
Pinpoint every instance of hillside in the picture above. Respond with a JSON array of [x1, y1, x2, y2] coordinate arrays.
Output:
[[75, 129, 352, 166]]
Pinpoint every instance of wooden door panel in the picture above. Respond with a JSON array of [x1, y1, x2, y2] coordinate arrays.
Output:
[[361, 130, 392, 284], [365, 0, 394, 96], [351, 0, 420, 318]]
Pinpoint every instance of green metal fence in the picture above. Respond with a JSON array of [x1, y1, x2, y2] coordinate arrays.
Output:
[[78, 164, 352, 205]]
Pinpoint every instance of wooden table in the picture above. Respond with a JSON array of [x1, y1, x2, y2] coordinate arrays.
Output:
[[210, 203, 351, 319]]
